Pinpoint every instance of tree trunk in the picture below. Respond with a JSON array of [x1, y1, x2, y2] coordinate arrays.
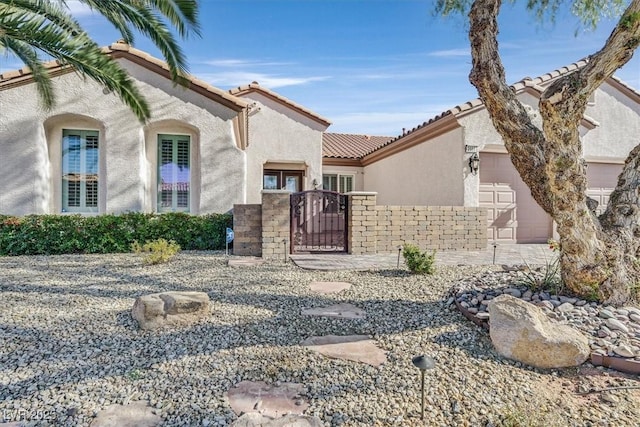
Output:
[[468, 0, 640, 305]]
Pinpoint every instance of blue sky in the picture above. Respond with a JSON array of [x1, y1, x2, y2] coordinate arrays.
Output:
[[3, 0, 640, 136]]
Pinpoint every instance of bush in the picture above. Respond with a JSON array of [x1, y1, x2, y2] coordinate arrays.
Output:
[[402, 243, 436, 274], [131, 238, 181, 265], [0, 212, 232, 256]]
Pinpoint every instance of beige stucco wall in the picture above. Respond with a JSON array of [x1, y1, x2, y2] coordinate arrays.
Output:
[[462, 85, 640, 162], [0, 58, 245, 215], [238, 93, 324, 203], [363, 127, 465, 205], [583, 81, 640, 160]]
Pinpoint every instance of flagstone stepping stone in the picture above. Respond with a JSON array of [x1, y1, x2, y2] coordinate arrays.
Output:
[[228, 258, 266, 267], [231, 413, 324, 427], [301, 335, 387, 367], [226, 381, 309, 419], [301, 303, 365, 319], [308, 281, 352, 294], [90, 401, 160, 427]]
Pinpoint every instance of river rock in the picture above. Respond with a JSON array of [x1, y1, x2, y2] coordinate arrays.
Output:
[[488, 294, 590, 369]]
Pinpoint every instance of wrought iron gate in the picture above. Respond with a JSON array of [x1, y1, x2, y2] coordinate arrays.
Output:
[[290, 190, 348, 253]]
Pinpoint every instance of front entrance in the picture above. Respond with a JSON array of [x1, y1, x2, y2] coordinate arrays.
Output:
[[290, 190, 348, 253]]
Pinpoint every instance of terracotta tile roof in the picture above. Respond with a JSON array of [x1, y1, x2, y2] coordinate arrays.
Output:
[[0, 42, 248, 112], [368, 58, 639, 158], [323, 133, 392, 159], [229, 82, 331, 127]]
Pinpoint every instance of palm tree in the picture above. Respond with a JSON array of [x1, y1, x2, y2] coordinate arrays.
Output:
[[0, 0, 200, 122]]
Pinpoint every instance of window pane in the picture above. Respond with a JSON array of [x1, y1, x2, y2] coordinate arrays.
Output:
[[86, 180, 98, 207], [158, 134, 190, 212], [340, 175, 354, 193], [285, 176, 298, 192], [263, 175, 278, 189], [62, 129, 99, 213], [323, 174, 337, 191]]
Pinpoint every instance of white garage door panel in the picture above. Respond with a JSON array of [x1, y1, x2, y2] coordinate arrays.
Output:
[[480, 153, 551, 243], [587, 163, 622, 215]]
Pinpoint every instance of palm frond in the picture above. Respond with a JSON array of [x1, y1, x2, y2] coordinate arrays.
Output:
[[0, 36, 55, 110], [0, 0, 201, 121], [2, 4, 150, 121], [77, 0, 199, 81]]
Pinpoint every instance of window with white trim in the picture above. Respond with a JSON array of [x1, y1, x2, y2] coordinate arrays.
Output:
[[158, 134, 190, 212], [322, 174, 354, 193], [62, 129, 99, 213]]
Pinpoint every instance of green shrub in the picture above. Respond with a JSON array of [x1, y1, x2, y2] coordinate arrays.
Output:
[[402, 243, 436, 274], [131, 238, 181, 265], [0, 212, 232, 256], [518, 256, 563, 294]]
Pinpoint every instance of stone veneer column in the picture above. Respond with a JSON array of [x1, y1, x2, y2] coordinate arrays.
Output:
[[261, 190, 291, 260], [347, 192, 378, 255], [232, 204, 262, 256]]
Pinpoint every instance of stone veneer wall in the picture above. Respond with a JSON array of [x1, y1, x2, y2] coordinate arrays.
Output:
[[347, 193, 379, 255], [232, 204, 262, 256], [260, 191, 291, 260], [375, 205, 487, 252], [234, 191, 487, 258], [346, 192, 487, 255]]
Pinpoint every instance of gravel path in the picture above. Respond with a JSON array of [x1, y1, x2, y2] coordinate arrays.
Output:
[[1, 252, 638, 426]]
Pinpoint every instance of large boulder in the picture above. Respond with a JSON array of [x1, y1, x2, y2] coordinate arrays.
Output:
[[488, 294, 590, 369], [131, 291, 210, 330]]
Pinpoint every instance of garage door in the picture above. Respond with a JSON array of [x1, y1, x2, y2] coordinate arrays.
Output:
[[479, 153, 552, 243], [586, 163, 622, 215]]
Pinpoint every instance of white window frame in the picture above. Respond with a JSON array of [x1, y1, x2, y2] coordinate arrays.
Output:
[[61, 129, 99, 213], [157, 134, 191, 213], [322, 173, 354, 193]]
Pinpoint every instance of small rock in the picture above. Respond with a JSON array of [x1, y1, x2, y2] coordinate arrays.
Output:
[[538, 300, 554, 311], [601, 393, 620, 404], [605, 318, 629, 334], [556, 302, 574, 313], [599, 309, 615, 319], [613, 345, 635, 358]]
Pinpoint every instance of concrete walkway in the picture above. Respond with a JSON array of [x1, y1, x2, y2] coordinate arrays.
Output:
[[290, 244, 556, 271]]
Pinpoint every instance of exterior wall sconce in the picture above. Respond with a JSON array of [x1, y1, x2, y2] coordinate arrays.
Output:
[[468, 153, 480, 175]]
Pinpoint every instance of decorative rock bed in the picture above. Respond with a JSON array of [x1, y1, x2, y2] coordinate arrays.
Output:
[[451, 268, 640, 374], [2, 253, 639, 426]]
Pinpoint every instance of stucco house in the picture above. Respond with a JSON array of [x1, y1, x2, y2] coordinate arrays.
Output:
[[322, 61, 640, 243], [0, 42, 329, 216]]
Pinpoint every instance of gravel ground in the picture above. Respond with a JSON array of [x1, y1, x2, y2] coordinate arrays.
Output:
[[1, 252, 638, 427]]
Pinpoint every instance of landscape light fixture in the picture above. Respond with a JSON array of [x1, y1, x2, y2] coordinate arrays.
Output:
[[412, 354, 436, 420], [468, 153, 480, 175]]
